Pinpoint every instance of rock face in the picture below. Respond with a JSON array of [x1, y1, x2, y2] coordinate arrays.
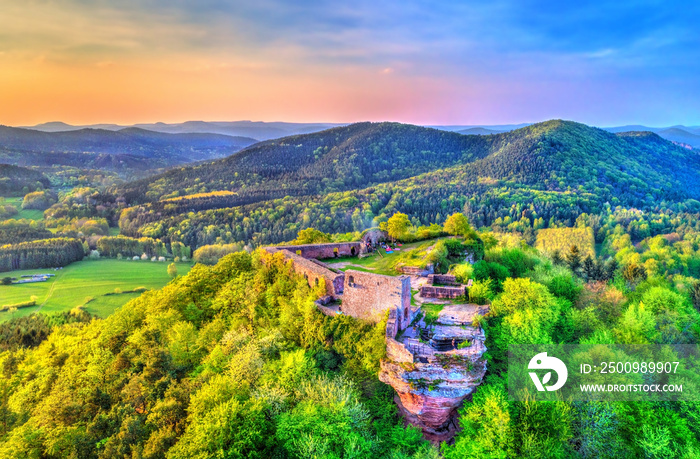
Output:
[[379, 304, 488, 443]]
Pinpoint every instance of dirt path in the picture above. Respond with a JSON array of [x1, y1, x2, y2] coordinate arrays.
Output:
[[38, 269, 64, 311]]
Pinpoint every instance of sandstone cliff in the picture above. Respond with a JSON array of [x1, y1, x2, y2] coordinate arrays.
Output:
[[379, 304, 488, 443]]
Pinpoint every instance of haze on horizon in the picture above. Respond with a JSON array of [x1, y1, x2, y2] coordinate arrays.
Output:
[[1, 0, 698, 127]]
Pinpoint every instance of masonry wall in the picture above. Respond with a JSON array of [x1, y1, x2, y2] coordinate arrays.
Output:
[[269, 249, 345, 296], [427, 274, 460, 286], [420, 285, 465, 299], [342, 270, 412, 329], [274, 242, 363, 259], [396, 264, 434, 276]]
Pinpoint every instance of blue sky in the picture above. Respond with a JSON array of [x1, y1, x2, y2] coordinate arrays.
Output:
[[2, 0, 698, 126]]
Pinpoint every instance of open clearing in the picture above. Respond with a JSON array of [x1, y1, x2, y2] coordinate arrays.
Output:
[[0, 258, 192, 321], [2, 196, 44, 221], [326, 238, 447, 275]]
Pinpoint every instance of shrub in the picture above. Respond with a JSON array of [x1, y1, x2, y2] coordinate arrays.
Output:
[[0, 300, 36, 311], [452, 263, 474, 283], [468, 279, 493, 305], [472, 261, 509, 291], [547, 274, 582, 303]]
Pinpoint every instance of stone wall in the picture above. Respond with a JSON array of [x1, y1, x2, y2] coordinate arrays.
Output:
[[396, 264, 434, 276], [342, 269, 412, 329], [266, 248, 345, 296], [427, 274, 460, 286], [386, 308, 399, 339], [270, 242, 363, 259], [420, 285, 465, 299], [362, 228, 388, 245]]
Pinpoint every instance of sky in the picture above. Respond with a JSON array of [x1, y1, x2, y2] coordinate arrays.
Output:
[[1, 0, 699, 127]]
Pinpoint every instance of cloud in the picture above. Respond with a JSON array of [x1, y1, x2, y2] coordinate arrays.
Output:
[[0, 0, 698, 125]]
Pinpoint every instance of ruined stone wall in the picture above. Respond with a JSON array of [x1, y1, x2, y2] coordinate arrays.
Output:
[[427, 274, 460, 286], [273, 242, 363, 259], [420, 285, 465, 299], [396, 265, 434, 276], [386, 308, 399, 339], [362, 228, 388, 245], [266, 248, 345, 296], [342, 270, 412, 329]]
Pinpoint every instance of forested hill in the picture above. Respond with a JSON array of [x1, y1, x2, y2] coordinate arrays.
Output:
[[117, 119, 700, 205], [444, 120, 700, 200], [0, 164, 50, 195], [0, 126, 258, 175], [117, 122, 497, 201], [114, 120, 700, 249], [117, 122, 493, 202]]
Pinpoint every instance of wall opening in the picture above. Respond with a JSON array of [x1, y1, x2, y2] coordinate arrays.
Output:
[[351, 247, 356, 256], [334, 247, 339, 258], [348, 275, 355, 286], [296, 250, 302, 256]]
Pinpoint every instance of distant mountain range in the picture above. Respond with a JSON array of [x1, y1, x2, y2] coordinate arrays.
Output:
[[22, 121, 344, 142], [0, 126, 257, 176], [20, 121, 700, 148]]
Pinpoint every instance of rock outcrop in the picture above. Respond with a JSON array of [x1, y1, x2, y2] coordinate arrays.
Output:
[[379, 304, 488, 443]]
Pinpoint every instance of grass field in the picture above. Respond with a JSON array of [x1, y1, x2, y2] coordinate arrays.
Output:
[[2, 197, 44, 221], [0, 259, 192, 321], [327, 239, 445, 275]]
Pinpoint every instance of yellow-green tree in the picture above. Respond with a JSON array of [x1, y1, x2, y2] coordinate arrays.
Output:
[[293, 227, 331, 245], [387, 212, 411, 241], [443, 212, 471, 237]]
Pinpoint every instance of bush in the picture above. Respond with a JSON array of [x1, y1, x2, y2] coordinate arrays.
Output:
[[487, 248, 536, 278], [452, 263, 474, 283], [0, 300, 36, 311], [472, 261, 509, 291], [547, 274, 582, 303], [468, 279, 493, 305]]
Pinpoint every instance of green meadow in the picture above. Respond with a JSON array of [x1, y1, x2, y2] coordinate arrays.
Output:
[[327, 238, 447, 275], [0, 258, 192, 321], [2, 196, 45, 221]]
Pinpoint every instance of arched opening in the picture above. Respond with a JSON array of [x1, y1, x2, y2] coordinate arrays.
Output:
[[348, 275, 355, 286], [296, 250, 302, 256], [314, 278, 319, 287], [351, 247, 356, 256], [333, 247, 339, 258]]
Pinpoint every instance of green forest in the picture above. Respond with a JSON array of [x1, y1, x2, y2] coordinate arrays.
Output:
[[2, 120, 700, 457], [2, 223, 700, 457]]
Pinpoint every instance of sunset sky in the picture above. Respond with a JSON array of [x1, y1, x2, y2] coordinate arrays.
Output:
[[2, 0, 699, 127]]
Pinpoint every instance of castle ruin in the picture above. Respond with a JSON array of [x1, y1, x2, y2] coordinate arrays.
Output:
[[262, 239, 487, 442]]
